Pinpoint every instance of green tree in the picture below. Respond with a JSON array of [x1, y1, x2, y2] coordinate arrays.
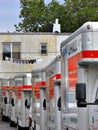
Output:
[[15, 0, 98, 32], [15, 0, 65, 32], [46, 0, 64, 24], [15, 0, 47, 32], [62, 0, 98, 32]]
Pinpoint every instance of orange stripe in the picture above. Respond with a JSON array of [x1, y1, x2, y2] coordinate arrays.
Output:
[[16, 86, 23, 90], [13, 86, 17, 90], [34, 82, 46, 92], [68, 50, 98, 90], [2, 86, 10, 90], [23, 85, 32, 89], [35, 81, 46, 87], [13, 85, 32, 90], [82, 50, 98, 58], [10, 86, 14, 90], [68, 52, 82, 89]]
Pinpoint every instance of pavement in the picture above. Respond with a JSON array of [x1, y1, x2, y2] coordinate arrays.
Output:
[[0, 121, 16, 130]]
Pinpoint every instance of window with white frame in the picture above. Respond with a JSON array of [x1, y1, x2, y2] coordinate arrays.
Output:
[[2, 42, 21, 60], [40, 43, 47, 54]]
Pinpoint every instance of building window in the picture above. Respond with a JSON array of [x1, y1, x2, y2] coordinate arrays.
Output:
[[40, 43, 47, 54], [2, 42, 20, 60]]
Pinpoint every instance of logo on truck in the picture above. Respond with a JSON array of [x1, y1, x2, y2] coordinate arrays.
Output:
[[68, 41, 77, 56]]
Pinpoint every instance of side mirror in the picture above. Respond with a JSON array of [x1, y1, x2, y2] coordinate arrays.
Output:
[[76, 83, 98, 107], [94, 99, 98, 104], [27, 104, 30, 109], [25, 99, 28, 107], [57, 96, 61, 111], [43, 99, 46, 110], [11, 98, 15, 106], [25, 99, 30, 108], [4, 97, 7, 104], [76, 83, 87, 107], [76, 83, 86, 101]]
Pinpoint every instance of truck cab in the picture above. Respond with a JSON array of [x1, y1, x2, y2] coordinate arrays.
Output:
[[60, 22, 98, 130], [45, 56, 61, 130]]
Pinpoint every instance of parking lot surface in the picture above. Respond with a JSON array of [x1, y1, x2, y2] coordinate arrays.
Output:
[[0, 121, 16, 130]]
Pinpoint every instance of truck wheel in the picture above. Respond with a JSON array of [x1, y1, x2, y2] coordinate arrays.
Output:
[[1, 110, 4, 121], [9, 119, 14, 127], [17, 123, 22, 130], [34, 121, 36, 130], [1, 114, 5, 121]]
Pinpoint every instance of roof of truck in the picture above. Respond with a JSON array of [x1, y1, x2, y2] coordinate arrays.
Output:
[[61, 21, 98, 49]]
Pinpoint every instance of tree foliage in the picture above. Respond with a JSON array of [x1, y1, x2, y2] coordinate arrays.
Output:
[[15, 0, 47, 32], [63, 0, 98, 32], [15, 0, 98, 32]]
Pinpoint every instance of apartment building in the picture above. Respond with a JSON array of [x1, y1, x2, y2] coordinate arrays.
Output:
[[0, 32, 70, 78]]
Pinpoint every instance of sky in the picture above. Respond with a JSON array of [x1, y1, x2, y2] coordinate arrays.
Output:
[[0, 0, 64, 32]]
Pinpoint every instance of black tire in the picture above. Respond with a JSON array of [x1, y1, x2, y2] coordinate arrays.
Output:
[[1, 115, 5, 121], [1, 109, 5, 121], [14, 122, 17, 127], [17, 123, 22, 130], [34, 121, 36, 130], [9, 119, 14, 127]]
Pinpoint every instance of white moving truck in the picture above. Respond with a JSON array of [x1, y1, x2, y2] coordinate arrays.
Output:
[[45, 55, 61, 130], [1, 78, 10, 121], [31, 69, 46, 130], [15, 73, 32, 130], [60, 22, 98, 130], [31, 55, 61, 130]]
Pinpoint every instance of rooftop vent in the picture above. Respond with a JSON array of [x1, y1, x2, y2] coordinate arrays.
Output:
[[53, 19, 61, 33]]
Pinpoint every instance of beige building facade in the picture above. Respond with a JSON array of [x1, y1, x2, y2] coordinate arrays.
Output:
[[0, 32, 70, 78]]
